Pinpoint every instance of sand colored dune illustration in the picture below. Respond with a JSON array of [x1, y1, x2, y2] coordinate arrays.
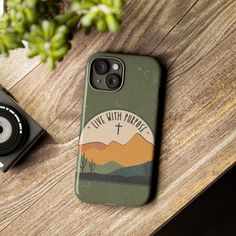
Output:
[[79, 134, 154, 167], [80, 142, 106, 151]]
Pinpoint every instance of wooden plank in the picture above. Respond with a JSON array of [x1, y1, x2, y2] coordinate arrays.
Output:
[[0, 0, 236, 235], [2, 27, 235, 236], [155, 0, 236, 80], [0, 48, 40, 89], [0, 0, 198, 231]]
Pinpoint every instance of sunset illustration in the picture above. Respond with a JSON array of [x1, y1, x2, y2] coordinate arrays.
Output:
[[79, 133, 154, 167]]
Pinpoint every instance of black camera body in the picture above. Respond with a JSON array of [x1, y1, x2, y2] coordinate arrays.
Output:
[[0, 86, 45, 172]]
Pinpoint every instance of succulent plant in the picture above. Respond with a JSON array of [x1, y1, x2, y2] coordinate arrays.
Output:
[[0, 0, 124, 69], [0, 11, 23, 55], [0, 30, 24, 55], [25, 20, 71, 69], [72, 0, 123, 32]]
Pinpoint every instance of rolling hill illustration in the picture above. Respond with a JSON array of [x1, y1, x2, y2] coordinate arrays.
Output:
[[78, 134, 154, 185], [80, 133, 154, 167]]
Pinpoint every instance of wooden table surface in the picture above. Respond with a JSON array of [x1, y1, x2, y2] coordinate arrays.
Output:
[[0, 0, 236, 235]]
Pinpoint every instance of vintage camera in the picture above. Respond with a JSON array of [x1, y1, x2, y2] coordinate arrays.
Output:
[[0, 86, 45, 172]]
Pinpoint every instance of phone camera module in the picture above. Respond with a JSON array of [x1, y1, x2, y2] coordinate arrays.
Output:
[[106, 74, 122, 90], [93, 59, 109, 75], [90, 57, 124, 91]]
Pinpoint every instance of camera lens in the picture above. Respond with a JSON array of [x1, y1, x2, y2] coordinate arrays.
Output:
[[106, 74, 122, 90], [93, 59, 109, 75], [0, 117, 13, 144], [0, 104, 27, 156]]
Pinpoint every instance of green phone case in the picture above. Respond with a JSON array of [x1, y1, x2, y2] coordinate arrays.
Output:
[[75, 53, 161, 207]]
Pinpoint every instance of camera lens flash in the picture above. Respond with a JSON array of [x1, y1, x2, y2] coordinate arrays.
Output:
[[112, 63, 119, 71], [97, 79, 101, 83]]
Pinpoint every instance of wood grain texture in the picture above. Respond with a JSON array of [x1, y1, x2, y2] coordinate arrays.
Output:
[[0, 0, 236, 235]]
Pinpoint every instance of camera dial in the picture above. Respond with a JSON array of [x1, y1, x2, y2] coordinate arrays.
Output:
[[0, 104, 27, 156]]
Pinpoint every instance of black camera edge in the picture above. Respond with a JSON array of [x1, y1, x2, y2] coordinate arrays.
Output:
[[0, 86, 45, 172]]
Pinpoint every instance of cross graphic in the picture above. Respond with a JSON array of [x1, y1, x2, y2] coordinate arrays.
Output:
[[115, 123, 123, 135]]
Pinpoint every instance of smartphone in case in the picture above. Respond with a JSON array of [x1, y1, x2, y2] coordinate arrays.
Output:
[[75, 53, 161, 207]]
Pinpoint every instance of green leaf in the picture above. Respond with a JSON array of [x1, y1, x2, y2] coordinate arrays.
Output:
[[96, 18, 108, 32], [113, 0, 124, 9], [105, 13, 121, 33]]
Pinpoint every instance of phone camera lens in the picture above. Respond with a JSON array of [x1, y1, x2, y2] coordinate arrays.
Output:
[[106, 74, 121, 90], [93, 59, 109, 75]]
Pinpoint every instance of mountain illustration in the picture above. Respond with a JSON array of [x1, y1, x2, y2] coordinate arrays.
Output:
[[110, 161, 152, 177], [80, 142, 106, 151], [79, 133, 154, 167], [83, 161, 123, 174]]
